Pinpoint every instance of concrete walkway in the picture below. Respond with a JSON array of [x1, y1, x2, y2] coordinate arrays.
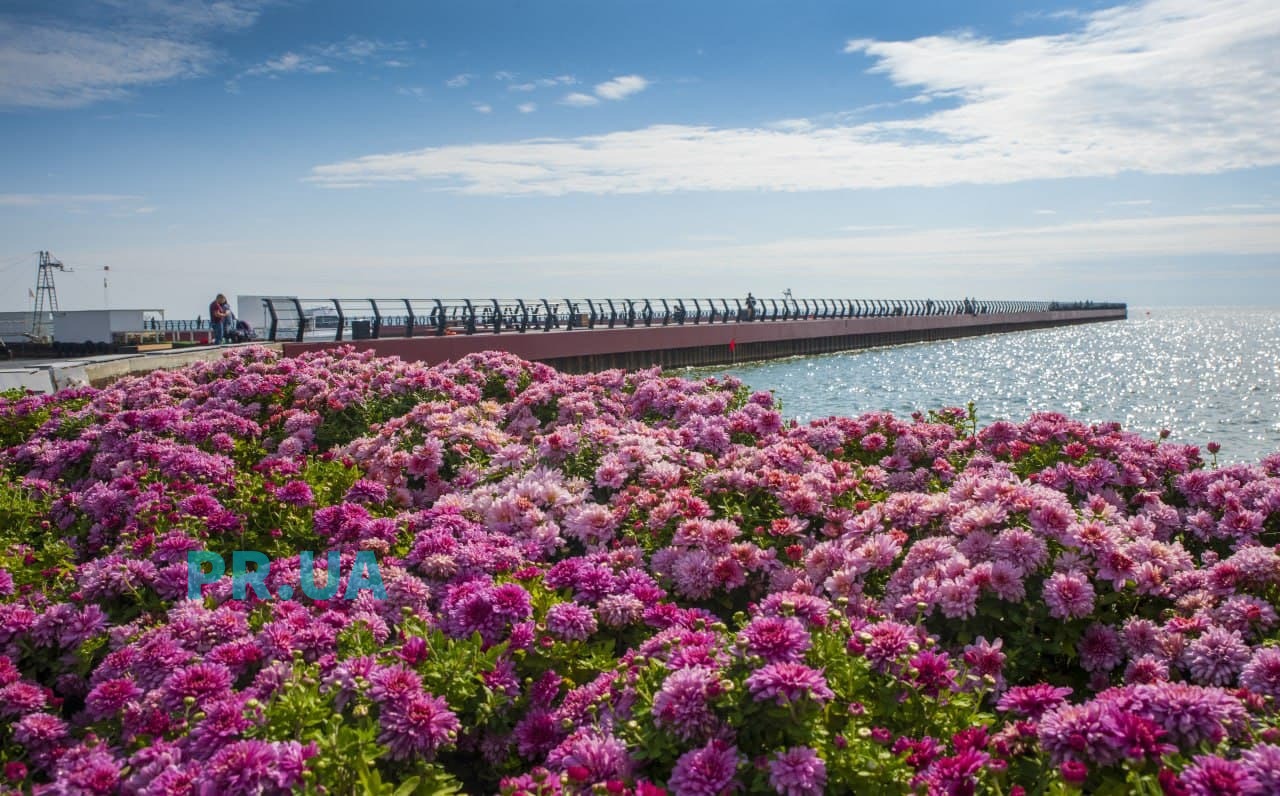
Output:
[[0, 343, 283, 394]]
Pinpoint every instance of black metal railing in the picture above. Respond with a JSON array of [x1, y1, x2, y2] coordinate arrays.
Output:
[[144, 318, 211, 331], [255, 297, 1127, 343]]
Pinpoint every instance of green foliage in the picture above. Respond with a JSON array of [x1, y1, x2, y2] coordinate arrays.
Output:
[[313, 388, 443, 451], [258, 657, 466, 796]]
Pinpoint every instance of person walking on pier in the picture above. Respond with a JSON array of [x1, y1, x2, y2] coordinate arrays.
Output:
[[209, 294, 231, 344]]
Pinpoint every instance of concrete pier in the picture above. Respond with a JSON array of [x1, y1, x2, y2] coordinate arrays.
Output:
[[283, 307, 1126, 373]]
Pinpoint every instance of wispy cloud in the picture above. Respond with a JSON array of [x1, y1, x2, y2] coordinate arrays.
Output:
[[232, 36, 409, 88], [517, 102, 537, 114], [1107, 199, 1153, 206], [0, 193, 147, 210], [242, 51, 332, 77], [509, 75, 576, 91], [311, 0, 1280, 195], [493, 70, 516, 81], [559, 92, 599, 107], [0, 1, 275, 109], [594, 74, 648, 100], [838, 224, 911, 233], [445, 73, 473, 88], [472, 102, 492, 114]]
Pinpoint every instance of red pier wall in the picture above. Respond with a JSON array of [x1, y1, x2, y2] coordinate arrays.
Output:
[[283, 308, 1126, 373]]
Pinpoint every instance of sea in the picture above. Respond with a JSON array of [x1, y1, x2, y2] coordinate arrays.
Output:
[[684, 307, 1280, 464]]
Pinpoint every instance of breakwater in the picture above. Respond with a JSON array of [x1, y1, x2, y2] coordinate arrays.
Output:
[[275, 297, 1126, 372]]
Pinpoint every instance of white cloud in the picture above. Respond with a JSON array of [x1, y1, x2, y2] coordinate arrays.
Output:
[[1108, 199, 1153, 206], [559, 92, 599, 107], [1033, 209, 1058, 215], [397, 86, 426, 98], [510, 75, 576, 91], [244, 51, 332, 76], [434, 213, 1280, 272], [234, 37, 407, 86], [0, 1, 276, 109], [493, 70, 516, 81], [472, 102, 492, 114], [446, 73, 473, 88], [310, 0, 1280, 195], [594, 74, 648, 100], [0, 19, 211, 108], [0, 193, 144, 208], [517, 102, 537, 114]]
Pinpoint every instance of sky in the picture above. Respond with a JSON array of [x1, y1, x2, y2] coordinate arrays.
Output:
[[0, 0, 1278, 318]]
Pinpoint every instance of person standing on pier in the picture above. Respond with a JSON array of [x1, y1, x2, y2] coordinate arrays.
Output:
[[209, 294, 231, 344]]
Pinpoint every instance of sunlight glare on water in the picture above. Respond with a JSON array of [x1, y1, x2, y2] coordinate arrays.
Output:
[[688, 308, 1280, 463]]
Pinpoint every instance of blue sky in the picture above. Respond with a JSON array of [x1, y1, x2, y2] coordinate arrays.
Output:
[[1, 0, 1277, 317]]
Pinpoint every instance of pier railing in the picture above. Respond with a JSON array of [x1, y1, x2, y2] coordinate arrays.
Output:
[[257, 297, 1126, 343]]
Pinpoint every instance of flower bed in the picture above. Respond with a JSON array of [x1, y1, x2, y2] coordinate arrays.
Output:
[[1, 346, 1279, 795]]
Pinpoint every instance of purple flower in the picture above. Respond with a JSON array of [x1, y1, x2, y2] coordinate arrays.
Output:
[[962, 636, 1006, 689], [1242, 647, 1280, 699], [343, 478, 388, 504], [0, 681, 47, 717], [745, 663, 833, 706], [378, 692, 460, 761], [272, 480, 314, 507], [768, 747, 826, 796], [1185, 626, 1251, 686], [1101, 711, 1175, 762], [198, 739, 316, 795], [652, 666, 724, 741], [514, 709, 564, 759], [738, 616, 811, 664], [1079, 624, 1123, 673], [546, 602, 597, 642], [1043, 571, 1095, 620], [12, 712, 69, 766], [1179, 754, 1257, 796], [1241, 744, 1280, 795], [1120, 682, 1247, 748], [161, 662, 233, 711], [84, 677, 143, 721], [49, 744, 122, 795], [367, 663, 423, 704], [545, 728, 632, 781], [1037, 701, 1122, 765], [908, 649, 957, 697], [857, 621, 919, 672], [669, 739, 741, 796]]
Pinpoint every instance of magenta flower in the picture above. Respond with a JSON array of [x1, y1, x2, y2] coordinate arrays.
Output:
[[768, 746, 826, 796], [668, 739, 741, 796], [745, 663, 833, 706], [738, 615, 811, 664], [546, 602, 598, 642], [1043, 571, 1096, 620], [377, 693, 460, 761], [652, 666, 724, 741], [1179, 754, 1257, 796], [993, 680, 1075, 721]]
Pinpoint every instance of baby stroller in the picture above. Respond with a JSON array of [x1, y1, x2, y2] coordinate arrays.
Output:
[[226, 318, 257, 344]]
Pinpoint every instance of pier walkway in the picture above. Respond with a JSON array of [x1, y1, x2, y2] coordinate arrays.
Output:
[[271, 297, 1127, 373]]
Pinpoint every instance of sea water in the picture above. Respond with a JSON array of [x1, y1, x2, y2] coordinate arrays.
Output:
[[686, 307, 1280, 463]]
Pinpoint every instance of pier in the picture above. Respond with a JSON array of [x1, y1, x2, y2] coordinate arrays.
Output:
[[272, 297, 1127, 372]]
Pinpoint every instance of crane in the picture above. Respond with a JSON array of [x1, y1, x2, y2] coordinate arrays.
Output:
[[29, 251, 71, 343]]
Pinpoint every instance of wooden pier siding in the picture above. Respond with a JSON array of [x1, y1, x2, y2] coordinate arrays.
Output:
[[283, 307, 1126, 374]]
